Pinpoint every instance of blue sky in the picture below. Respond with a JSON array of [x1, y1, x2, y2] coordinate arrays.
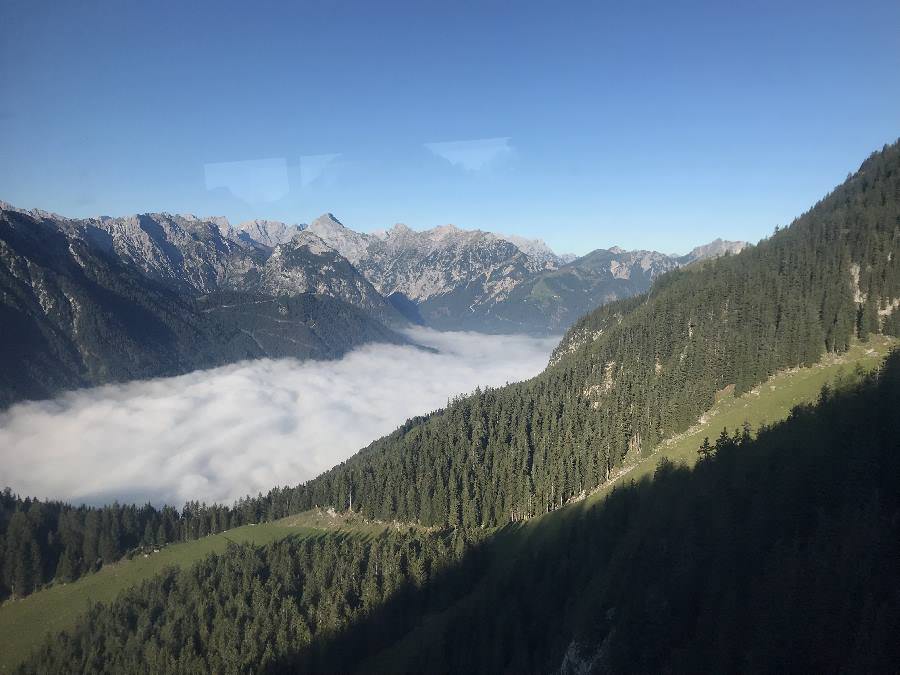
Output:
[[1, 0, 898, 255]]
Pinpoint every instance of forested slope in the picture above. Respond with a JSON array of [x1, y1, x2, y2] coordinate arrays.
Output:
[[18, 350, 900, 673], [370, 348, 900, 673], [18, 528, 482, 674], [265, 141, 900, 527]]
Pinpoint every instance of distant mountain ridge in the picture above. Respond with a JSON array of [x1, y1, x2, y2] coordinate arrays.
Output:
[[678, 237, 748, 264], [0, 198, 745, 404], [0, 199, 745, 336]]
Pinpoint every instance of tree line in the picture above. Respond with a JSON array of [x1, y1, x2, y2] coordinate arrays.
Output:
[[18, 527, 483, 674], [0, 494, 274, 599]]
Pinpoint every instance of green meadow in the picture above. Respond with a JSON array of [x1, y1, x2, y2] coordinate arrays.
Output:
[[0, 509, 389, 672]]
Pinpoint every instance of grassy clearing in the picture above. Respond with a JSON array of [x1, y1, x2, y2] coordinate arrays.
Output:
[[364, 336, 896, 670], [0, 509, 390, 672]]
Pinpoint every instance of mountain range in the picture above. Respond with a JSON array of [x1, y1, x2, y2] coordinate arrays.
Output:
[[305, 213, 745, 333], [0, 206, 409, 407], [0, 199, 743, 405]]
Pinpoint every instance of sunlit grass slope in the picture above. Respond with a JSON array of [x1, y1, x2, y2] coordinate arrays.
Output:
[[0, 509, 389, 672], [595, 335, 895, 495]]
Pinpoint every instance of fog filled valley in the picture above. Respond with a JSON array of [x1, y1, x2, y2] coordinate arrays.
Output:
[[0, 328, 557, 506]]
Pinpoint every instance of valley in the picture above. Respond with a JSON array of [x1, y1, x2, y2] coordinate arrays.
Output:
[[1, 335, 891, 672], [0, 328, 556, 506]]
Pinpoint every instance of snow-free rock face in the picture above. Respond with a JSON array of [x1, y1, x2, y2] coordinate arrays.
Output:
[[255, 231, 401, 325], [221, 218, 306, 250], [361, 224, 545, 302], [500, 233, 573, 267], [1, 200, 748, 339], [307, 219, 556, 330], [306, 213, 373, 265], [677, 238, 747, 265], [0, 204, 404, 327], [0, 204, 411, 407], [86, 212, 244, 295]]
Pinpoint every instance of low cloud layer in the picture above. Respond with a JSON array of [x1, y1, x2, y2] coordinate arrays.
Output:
[[0, 329, 557, 507]]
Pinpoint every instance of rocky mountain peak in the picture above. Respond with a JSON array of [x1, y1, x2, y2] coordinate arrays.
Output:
[[429, 224, 461, 239], [277, 229, 335, 256], [679, 238, 748, 264], [228, 219, 305, 249], [307, 213, 372, 264], [500, 233, 566, 267], [308, 213, 346, 232]]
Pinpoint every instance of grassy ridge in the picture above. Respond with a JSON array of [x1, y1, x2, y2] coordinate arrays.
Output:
[[592, 335, 895, 495], [0, 510, 389, 673]]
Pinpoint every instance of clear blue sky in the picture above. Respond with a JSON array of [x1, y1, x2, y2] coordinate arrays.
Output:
[[1, 0, 898, 255]]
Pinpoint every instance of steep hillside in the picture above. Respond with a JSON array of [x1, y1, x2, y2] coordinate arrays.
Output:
[[475, 247, 678, 334], [0, 510, 395, 673], [0, 205, 402, 321], [365, 348, 900, 674], [254, 232, 402, 325]]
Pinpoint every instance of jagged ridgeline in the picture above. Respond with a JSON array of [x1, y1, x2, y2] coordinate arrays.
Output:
[[0, 205, 411, 405], [270, 141, 900, 527]]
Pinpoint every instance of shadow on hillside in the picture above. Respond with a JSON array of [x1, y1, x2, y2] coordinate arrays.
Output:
[[267, 352, 900, 674]]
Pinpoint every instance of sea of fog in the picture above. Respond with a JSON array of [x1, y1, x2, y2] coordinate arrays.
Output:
[[0, 328, 558, 507]]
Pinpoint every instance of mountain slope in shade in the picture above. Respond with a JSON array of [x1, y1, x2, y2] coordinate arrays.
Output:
[[0, 204, 403, 325]]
